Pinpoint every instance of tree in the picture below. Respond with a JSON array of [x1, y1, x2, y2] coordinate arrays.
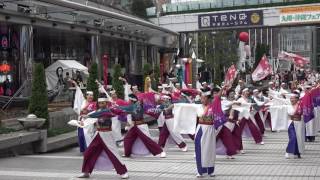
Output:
[[86, 62, 99, 101], [198, 31, 238, 84], [28, 63, 49, 128], [131, 0, 154, 18], [112, 64, 124, 99], [153, 65, 160, 91]]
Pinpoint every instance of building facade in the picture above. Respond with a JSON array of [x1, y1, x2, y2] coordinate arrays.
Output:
[[0, 0, 177, 96], [148, 0, 320, 79]]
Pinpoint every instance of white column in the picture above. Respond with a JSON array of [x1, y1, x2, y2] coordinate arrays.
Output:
[[91, 35, 101, 79], [20, 25, 33, 96]]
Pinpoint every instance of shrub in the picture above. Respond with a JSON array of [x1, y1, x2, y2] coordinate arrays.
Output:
[[86, 62, 99, 101], [112, 64, 124, 99], [28, 63, 49, 128]]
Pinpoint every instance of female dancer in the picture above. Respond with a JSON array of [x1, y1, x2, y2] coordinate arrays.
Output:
[[121, 94, 166, 158], [78, 91, 97, 152], [285, 92, 305, 159], [158, 95, 188, 152], [195, 87, 225, 178], [78, 96, 129, 179]]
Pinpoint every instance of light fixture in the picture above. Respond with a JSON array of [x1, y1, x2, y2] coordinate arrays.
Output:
[[0, 2, 5, 9], [0, 61, 11, 74], [17, 4, 31, 14], [93, 19, 102, 27]]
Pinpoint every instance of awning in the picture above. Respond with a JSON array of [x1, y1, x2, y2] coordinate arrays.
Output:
[[1, 0, 178, 48]]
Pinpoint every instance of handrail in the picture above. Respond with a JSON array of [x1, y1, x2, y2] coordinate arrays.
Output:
[[2, 81, 28, 110]]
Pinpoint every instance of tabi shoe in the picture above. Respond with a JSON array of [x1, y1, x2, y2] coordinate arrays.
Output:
[[294, 154, 301, 159], [285, 153, 290, 159], [160, 151, 166, 158], [122, 154, 130, 158], [260, 141, 265, 145], [181, 146, 188, 152], [121, 173, 129, 179], [240, 150, 245, 154], [227, 155, 235, 159], [78, 173, 90, 178], [209, 173, 215, 177], [117, 141, 124, 147], [196, 173, 204, 178]]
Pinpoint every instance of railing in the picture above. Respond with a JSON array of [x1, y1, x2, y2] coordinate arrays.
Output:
[[146, 0, 312, 17], [1, 81, 28, 110]]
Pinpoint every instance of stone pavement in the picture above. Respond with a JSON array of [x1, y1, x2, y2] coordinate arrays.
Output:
[[0, 129, 319, 180]]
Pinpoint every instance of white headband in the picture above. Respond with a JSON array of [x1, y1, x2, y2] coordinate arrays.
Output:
[[202, 91, 211, 96], [129, 97, 138, 101], [98, 98, 109, 102], [86, 91, 93, 95], [162, 95, 171, 99], [242, 88, 249, 92], [290, 93, 299, 98]]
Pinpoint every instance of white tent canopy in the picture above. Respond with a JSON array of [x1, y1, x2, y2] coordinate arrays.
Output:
[[45, 60, 89, 90]]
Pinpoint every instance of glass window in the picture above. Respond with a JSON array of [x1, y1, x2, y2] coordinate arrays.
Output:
[[222, 0, 234, 7], [199, 2, 211, 9], [271, 0, 284, 3], [246, 0, 259, 5], [213, 0, 223, 8], [261, 0, 272, 4], [189, 2, 199, 10], [177, 3, 189, 11], [146, 7, 156, 16], [166, 4, 178, 13], [234, 0, 246, 6]]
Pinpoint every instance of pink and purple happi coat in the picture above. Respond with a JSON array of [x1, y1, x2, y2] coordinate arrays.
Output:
[[301, 91, 314, 123], [211, 96, 227, 129], [137, 92, 161, 119]]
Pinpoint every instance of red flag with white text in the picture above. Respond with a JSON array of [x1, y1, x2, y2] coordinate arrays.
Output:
[[224, 65, 237, 87], [252, 55, 273, 82]]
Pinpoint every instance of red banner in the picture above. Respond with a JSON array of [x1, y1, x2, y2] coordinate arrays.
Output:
[[224, 65, 237, 87], [102, 54, 108, 87], [278, 51, 310, 67], [252, 55, 273, 82]]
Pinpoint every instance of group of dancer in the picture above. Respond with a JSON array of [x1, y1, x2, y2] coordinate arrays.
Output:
[[71, 74, 320, 179]]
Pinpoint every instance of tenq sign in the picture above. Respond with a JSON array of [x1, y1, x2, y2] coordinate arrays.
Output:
[[198, 10, 263, 29]]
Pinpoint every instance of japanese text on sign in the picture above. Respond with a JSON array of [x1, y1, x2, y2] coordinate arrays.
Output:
[[198, 10, 263, 29]]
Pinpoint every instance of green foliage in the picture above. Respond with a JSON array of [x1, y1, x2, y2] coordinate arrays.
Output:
[[0, 127, 16, 134], [254, 43, 270, 69], [112, 64, 124, 99], [198, 31, 238, 84], [86, 63, 99, 101], [143, 63, 152, 79], [153, 65, 160, 91], [28, 63, 49, 128], [131, 0, 154, 18], [47, 127, 76, 137]]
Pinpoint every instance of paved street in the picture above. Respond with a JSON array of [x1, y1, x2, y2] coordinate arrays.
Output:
[[0, 129, 319, 180]]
